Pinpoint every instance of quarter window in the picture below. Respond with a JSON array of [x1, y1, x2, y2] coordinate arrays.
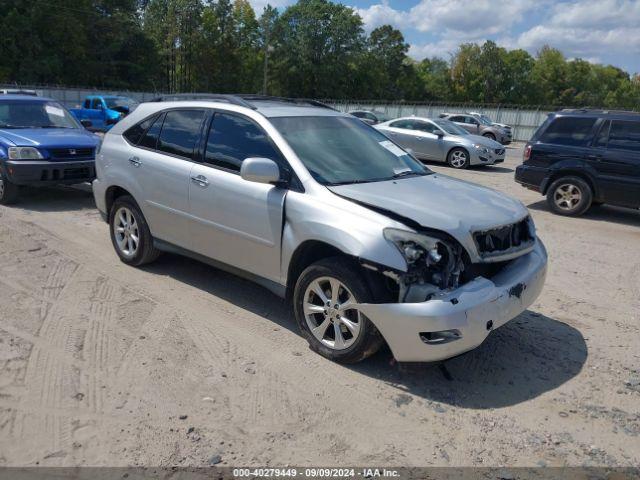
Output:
[[608, 120, 640, 152], [539, 117, 597, 147], [157, 109, 205, 160], [204, 112, 281, 172], [123, 114, 159, 145], [138, 113, 164, 150]]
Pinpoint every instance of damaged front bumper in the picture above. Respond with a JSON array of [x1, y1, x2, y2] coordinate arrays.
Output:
[[357, 240, 547, 362]]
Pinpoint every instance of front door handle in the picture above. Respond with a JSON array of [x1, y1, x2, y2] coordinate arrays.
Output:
[[587, 154, 602, 161], [191, 174, 209, 187], [128, 156, 142, 167]]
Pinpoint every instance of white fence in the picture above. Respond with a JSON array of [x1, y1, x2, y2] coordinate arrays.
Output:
[[326, 100, 551, 142], [2, 84, 552, 141]]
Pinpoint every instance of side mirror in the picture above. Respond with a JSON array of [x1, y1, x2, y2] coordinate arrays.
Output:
[[435, 130, 445, 137], [105, 117, 119, 126], [80, 119, 92, 129], [241, 158, 281, 185]]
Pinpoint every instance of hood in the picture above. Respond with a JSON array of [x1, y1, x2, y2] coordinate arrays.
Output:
[[328, 174, 528, 236], [0, 128, 100, 148], [493, 122, 511, 129], [465, 134, 503, 149]]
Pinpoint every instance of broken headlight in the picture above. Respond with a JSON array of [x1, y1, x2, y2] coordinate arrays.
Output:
[[384, 228, 464, 297], [384, 228, 443, 266]]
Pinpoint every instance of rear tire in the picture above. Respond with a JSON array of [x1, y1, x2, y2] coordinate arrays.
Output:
[[546, 176, 592, 216], [447, 148, 470, 169], [0, 172, 19, 205], [109, 195, 160, 266], [293, 257, 384, 364]]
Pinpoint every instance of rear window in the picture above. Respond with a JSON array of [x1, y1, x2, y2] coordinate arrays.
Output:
[[538, 116, 597, 146], [608, 120, 640, 152]]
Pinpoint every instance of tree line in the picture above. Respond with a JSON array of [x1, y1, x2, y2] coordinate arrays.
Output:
[[2, 0, 639, 108]]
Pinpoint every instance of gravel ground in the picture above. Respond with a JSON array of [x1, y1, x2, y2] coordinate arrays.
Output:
[[0, 144, 638, 467]]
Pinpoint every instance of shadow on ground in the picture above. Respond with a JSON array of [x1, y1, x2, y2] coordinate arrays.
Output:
[[422, 160, 514, 174], [142, 252, 587, 410], [350, 310, 587, 409], [528, 200, 640, 228], [9, 184, 95, 212]]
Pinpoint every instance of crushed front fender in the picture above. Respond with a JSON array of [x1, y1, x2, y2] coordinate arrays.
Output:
[[356, 240, 548, 362]]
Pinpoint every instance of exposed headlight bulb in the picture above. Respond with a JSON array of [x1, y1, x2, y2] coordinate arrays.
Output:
[[427, 247, 442, 263], [403, 243, 423, 262]]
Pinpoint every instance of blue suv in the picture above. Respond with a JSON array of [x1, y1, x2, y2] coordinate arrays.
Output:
[[0, 95, 100, 204]]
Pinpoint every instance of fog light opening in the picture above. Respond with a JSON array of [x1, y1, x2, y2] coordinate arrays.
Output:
[[486, 320, 494, 331], [420, 329, 462, 345]]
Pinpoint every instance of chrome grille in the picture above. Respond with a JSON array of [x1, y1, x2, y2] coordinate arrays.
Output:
[[494, 148, 505, 155]]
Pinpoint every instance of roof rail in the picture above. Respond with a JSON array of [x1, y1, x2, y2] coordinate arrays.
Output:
[[559, 107, 638, 115], [238, 95, 337, 110], [150, 93, 257, 109]]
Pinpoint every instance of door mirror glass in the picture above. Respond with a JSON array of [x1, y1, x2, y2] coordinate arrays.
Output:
[[241, 158, 281, 185]]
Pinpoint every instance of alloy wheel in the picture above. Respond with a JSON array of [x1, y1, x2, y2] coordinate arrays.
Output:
[[303, 276, 362, 350], [553, 183, 582, 211], [113, 206, 140, 257], [450, 150, 468, 168]]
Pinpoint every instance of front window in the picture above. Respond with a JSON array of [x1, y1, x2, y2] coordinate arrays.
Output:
[[0, 101, 80, 129], [477, 115, 493, 125], [271, 116, 430, 186], [433, 119, 469, 136]]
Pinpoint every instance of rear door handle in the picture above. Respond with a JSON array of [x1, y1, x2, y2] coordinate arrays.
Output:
[[190, 174, 209, 187], [128, 156, 141, 167]]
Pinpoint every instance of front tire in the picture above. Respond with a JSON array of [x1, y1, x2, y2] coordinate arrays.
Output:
[[447, 148, 470, 169], [0, 172, 19, 205], [546, 176, 593, 216], [109, 195, 160, 266], [293, 257, 384, 364], [483, 132, 496, 141]]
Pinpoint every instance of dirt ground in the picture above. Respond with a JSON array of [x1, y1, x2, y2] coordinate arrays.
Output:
[[0, 144, 638, 468]]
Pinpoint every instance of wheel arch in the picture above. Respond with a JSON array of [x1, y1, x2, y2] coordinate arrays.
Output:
[[542, 170, 598, 198], [105, 185, 134, 218]]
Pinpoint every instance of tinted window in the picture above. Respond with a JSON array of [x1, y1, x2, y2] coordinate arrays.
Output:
[[157, 110, 205, 159], [351, 112, 365, 118], [139, 113, 164, 150], [539, 117, 597, 146], [123, 114, 158, 145], [450, 116, 465, 123], [91, 98, 102, 109], [205, 112, 280, 172], [413, 121, 436, 133], [389, 119, 415, 129], [83, 99, 90, 109], [594, 120, 610, 148], [608, 120, 640, 152]]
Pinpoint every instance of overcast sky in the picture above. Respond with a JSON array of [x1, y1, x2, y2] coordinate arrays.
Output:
[[249, 0, 640, 74]]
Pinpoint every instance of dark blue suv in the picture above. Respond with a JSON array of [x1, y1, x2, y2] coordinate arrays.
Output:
[[516, 109, 640, 216], [0, 95, 100, 204]]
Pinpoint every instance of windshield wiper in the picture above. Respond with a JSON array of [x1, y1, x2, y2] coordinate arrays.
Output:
[[391, 170, 428, 179], [0, 124, 28, 129], [37, 125, 73, 129]]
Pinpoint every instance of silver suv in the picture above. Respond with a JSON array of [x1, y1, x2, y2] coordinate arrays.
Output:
[[439, 113, 512, 144], [93, 95, 547, 364]]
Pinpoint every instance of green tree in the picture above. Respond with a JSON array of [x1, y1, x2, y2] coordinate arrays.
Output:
[[270, 0, 365, 98]]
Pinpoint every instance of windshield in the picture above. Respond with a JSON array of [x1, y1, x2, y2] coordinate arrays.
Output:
[[271, 116, 431, 185], [478, 114, 493, 125], [104, 97, 136, 109], [434, 119, 469, 136], [0, 101, 80, 129]]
